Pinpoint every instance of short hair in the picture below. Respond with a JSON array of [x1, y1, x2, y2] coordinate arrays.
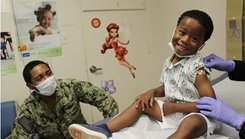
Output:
[[23, 60, 50, 84], [177, 10, 214, 42]]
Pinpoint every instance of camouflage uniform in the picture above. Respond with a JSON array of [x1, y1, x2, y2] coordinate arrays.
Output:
[[12, 78, 119, 139]]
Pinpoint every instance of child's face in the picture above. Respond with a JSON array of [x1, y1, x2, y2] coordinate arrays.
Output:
[[109, 28, 118, 38], [40, 11, 53, 28], [172, 17, 206, 57]]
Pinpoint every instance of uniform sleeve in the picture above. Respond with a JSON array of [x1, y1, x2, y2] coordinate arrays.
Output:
[[12, 108, 36, 139], [228, 60, 245, 81], [72, 79, 119, 118]]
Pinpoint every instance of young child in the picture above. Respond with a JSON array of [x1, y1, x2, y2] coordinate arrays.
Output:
[[29, 4, 56, 42], [69, 9, 217, 139]]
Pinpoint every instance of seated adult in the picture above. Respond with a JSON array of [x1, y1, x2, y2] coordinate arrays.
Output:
[[11, 60, 119, 139]]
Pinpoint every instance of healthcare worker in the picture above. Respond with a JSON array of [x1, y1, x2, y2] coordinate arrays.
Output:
[[11, 60, 119, 139], [196, 54, 245, 139]]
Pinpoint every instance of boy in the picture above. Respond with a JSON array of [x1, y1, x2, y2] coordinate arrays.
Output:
[[69, 9, 217, 139]]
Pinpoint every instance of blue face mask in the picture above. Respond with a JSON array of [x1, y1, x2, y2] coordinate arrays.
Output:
[[33, 76, 57, 96]]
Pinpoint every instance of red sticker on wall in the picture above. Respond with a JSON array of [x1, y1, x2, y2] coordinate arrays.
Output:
[[91, 18, 101, 28]]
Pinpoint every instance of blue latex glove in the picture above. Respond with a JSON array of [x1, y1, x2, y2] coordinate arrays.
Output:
[[196, 96, 245, 130], [203, 54, 235, 72]]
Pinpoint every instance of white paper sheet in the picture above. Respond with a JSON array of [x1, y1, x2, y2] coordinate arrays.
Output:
[[108, 114, 232, 139]]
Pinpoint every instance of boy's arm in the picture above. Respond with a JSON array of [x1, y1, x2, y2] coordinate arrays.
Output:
[[195, 68, 216, 98], [163, 68, 215, 115]]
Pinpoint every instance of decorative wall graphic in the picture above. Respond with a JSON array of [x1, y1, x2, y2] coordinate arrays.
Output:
[[91, 18, 101, 28], [101, 80, 116, 94], [100, 23, 136, 78], [12, 1, 62, 60], [1, 31, 17, 76]]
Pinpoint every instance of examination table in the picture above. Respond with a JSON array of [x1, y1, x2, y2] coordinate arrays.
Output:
[[94, 73, 244, 139]]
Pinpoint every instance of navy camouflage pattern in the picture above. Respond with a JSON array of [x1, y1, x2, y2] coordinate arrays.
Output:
[[12, 78, 119, 139]]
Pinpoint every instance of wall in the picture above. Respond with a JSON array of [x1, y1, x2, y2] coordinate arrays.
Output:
[[1, 0, 229, 122]]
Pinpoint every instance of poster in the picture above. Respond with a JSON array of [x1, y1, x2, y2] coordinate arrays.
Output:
[[1, 32, 17, 75], [12, 1, 62, 60]]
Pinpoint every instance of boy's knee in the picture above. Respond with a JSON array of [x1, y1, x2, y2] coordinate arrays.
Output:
[[178, 114, 207, 135]]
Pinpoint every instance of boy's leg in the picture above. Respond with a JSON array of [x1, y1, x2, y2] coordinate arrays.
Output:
[[69, 100, 163, 139], [107, 100, 163, 132], [168, 114, 207, 139]]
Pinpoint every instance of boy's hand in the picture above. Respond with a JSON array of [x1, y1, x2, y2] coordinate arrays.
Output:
[[134, 90, 154, 111]]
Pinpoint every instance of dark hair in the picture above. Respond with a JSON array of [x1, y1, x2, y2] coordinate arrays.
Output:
[[34, 4, 56, 23], [177, 10, 214, 42], [23, 60, 50, 84], [106, 23, 119, 38]]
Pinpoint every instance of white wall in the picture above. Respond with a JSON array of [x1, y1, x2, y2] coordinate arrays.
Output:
[[1, 0, 231, 122]]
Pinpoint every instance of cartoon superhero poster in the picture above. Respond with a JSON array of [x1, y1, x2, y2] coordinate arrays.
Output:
[[12, 1, 62, 60]]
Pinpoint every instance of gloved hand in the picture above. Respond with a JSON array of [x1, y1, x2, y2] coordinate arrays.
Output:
[[203, 54, 235, 72], [196, 96, 245, 131]]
